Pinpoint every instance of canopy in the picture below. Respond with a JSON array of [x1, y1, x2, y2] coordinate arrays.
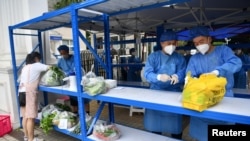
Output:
[[177, 23, 250, 40], [13, 0, 250, 39]]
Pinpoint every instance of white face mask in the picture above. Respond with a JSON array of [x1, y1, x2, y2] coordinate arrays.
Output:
[[164, 45, 176, 55], [196, 44, 209, 55]]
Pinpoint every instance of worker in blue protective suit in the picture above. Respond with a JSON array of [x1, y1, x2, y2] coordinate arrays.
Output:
[[127, 48, 142, 82], [57, 45, 90, 115], [143, 31, 186, 139], [233, 48, 250, 88], [57, 45, 75, 75], [186, 26, 242, 141]]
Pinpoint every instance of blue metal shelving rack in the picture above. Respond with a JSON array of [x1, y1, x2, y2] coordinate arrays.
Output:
[[9, 1, 190, 140]]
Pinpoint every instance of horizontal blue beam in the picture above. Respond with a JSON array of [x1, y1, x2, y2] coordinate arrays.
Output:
[[39, 86, 79, 96], [9, 0, 107, 30]]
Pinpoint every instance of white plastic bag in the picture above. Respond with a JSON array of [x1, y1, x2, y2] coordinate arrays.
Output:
[[82, 77, 106, 96], [40, 66, 65, 86], [81, 64, 106, 96]]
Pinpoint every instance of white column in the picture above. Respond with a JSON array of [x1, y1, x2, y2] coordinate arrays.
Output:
[[0, 0, 48, 129]]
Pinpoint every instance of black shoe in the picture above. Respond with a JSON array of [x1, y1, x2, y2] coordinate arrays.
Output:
[[171, 133, 182, 139]]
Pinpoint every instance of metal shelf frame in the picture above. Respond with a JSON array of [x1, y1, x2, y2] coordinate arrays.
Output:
[[9, 0, 189, 140]]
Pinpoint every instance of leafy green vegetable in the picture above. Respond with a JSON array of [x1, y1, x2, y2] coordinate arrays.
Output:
[[40, 66, 66, 86], [84, 81, 106, 96], [50, 66, 65, 80], [40, 113, 56, 135], [54, 103, 71, 111]]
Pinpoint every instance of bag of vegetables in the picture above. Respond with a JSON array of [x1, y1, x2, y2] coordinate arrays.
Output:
[[93, 123, 121, 141], [40, 66, 66, 86], [81, 76, 106, 96], [81, 64, 106, 96]]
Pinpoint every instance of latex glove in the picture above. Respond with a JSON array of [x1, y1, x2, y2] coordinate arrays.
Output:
[[184, 76, 197, 87], [170, 74, 179, 85], [184, 76, 188, 86], [157, 74, 171, 82], [205, 70, 219, 76]]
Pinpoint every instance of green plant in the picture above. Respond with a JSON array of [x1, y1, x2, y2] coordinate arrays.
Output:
[[54, 103, 71, 111], [54, 0, 84, 10], [40, 113, 56, 135], [50, 66, 65, 81]]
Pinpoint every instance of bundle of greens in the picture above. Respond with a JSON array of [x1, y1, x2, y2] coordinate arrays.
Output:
[[40, 66, 65, 86], [54, 103, 71, 111], [40, 113, 56, 135]]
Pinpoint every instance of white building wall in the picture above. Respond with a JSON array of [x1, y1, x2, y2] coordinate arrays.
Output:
[[54, 27, 87, 50], [0, 0, 49, 129]]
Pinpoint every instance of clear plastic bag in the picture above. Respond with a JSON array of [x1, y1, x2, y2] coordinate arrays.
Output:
[[82, 77, 106, 96], [81, 64, 106, 96], [93, 123, 121, 141], [40, 66, 66, 86]]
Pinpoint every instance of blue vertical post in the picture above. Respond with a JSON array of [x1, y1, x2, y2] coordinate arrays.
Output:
[[8, 26, 22, 127], [38, 31, 44, 62], [71, 6, 87, 141], [156, 25, 164, 49], [103, 13, 115, 123], [38, 31, 48, 105], [93, 33, 99, 75], [103, 14, 112, 79]]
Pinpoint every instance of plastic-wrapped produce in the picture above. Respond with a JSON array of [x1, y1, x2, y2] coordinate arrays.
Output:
[[40, 66, 66, 86], [82, 77, 106, 96], [93, 124, 121, 141], [81, 64, 106, 96]]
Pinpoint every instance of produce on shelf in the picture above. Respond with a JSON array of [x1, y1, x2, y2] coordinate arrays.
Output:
[[40, 66, 66, 86], [54, 103, 71, 111], [93, 124, 121, 141], [39, 103, 94, 135], [55, 111, 78, 129], [40, 104, 78, 134], [40, 112, 56, 135], [83, 77, 106, 96], [68, 113, 92, 135]]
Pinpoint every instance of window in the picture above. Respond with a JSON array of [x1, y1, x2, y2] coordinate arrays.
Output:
[[62, 39, 73, 47]]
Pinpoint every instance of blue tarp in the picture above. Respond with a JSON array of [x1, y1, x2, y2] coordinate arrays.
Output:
[[177, 23, 250, 41]]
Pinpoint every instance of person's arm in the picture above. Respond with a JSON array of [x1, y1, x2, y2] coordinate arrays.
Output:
[[185, 56, 199, 77], [175, 54, 187, 83], [57, 58, 62, 70], [40, 63, 50, 72], [144, 53, 159, 83], [215, 46, 242, 76]]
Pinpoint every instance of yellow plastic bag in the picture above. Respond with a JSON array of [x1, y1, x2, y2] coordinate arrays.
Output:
[[182, 72, 227, 112]]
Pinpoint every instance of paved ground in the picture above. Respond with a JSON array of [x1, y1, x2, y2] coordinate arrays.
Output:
[[0, 101, 196, 141]]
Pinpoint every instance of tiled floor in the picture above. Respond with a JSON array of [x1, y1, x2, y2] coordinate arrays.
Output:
[[1, 101, 196, 141]]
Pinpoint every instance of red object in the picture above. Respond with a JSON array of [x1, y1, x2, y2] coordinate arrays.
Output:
[[0, 115, 12, 137]]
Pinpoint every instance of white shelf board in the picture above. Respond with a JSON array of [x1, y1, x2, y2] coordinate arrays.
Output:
[[88, 124, 181, 141]]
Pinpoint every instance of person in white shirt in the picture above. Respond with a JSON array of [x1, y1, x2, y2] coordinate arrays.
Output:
[[19, 52, 50, 141]]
